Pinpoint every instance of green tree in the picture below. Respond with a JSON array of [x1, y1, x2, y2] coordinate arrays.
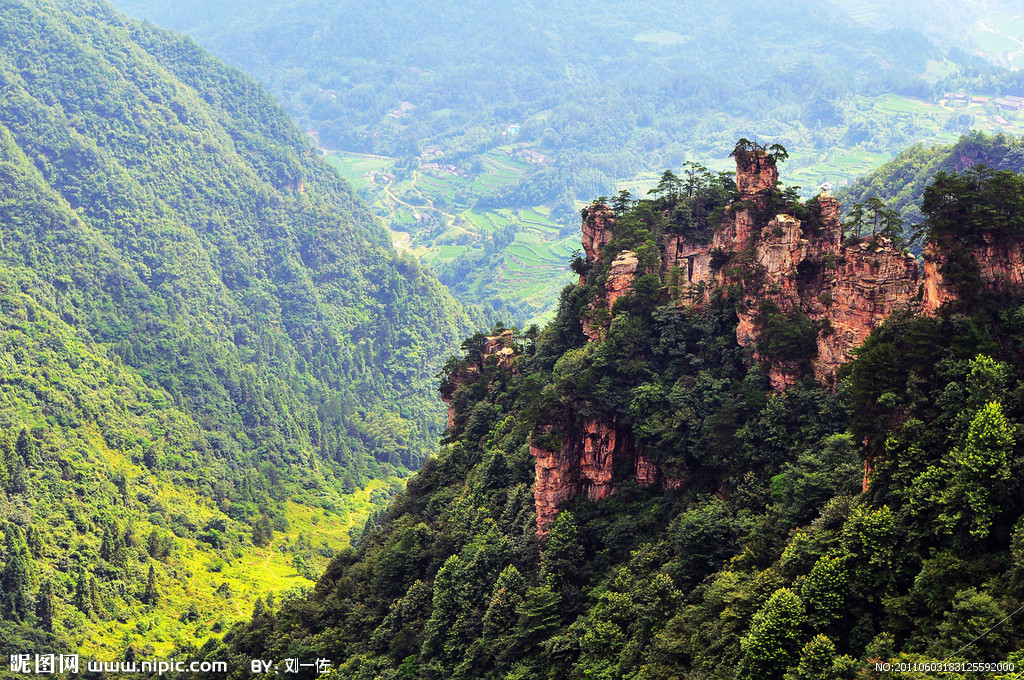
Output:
[[649, 170, 682, 203], [939, 401, 1015, 542], [540, 511, 584, 595], [514, 585, 562, 650], [36, 580, 55, 632], [844, 202, 865, 239], [14, 429, 33, 466], [144, 564, 160, 606], [738, 588, 806, 680], [842, 505, 898, 597], [252, 515, 274, 547], [786, 635, 843, 680], [800, 556, 847, 631], [2, 525, 32, 621], [74, 572, 92, 616]]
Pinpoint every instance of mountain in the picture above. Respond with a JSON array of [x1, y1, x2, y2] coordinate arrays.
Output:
[[109, 0, 1024, 324], [208, 144, 1024, 679], [838, 131, 1024, 228], [0, 0, 477, 655]]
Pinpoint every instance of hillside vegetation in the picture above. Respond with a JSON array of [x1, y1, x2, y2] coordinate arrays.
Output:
[[838, 132, 1024, 231], [195, 154, 1024, 679], [0, 0, 476, 655]]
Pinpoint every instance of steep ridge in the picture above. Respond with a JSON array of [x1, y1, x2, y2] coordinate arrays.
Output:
[[216, 144, 1024, 680], [0, 0, 478, 655], [534, 144, 1024, 531], [0, 0, 478, 481]]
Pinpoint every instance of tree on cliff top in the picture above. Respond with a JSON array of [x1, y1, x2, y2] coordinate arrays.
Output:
[[731, 139, 789, 166]]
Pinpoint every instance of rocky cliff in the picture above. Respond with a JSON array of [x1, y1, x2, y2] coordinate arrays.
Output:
[[531, 148, 1024, 533], [581, 152, 924, 387]]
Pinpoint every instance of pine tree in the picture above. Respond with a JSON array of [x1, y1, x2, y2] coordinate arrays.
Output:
[[540, 511, 583, 595], [144, 564, 159, 606], [514, 585, 562, 650], [15, 429, 33, 466], [36, 580, 55, 632], [89, 576, 101, 615], [252, 514, 274, 547], [2, 525, 32, 621], [25, 525, 41, 558], [8, 455, 28, 494], [74, 572, 92, 616]]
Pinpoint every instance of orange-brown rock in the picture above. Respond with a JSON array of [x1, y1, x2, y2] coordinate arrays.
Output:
[[581, 203, 615, 263], [812, 238, 920, 380], [635, 453, 659, 487], [531, 416, 636, 533], [541, 146, 1024, 536], [582, 250, 640, 340], [735, 150, 780, 201], [578, 417, 620, 502], [923, 233, 1024, 313], [663, 233, 712, 285], [605, 251, 639, 309], [483, 329, 518, 371], [531, 426, 582, 534]]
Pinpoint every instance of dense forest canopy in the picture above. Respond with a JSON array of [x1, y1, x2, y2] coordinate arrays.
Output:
[[0, 0, 480, 656], [839, 132, 1024, 238], [177, 150, 1024, 678]]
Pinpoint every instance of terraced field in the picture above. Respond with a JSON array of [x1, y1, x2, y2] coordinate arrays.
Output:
[[324, 97, 1024, 322], [322, 147, 578, 322]]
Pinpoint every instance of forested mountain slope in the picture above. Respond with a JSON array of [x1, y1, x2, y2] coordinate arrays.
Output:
[[209, 149, 1024, 679], [0, 0, 477, 656], [839, 131, 1024, 229]]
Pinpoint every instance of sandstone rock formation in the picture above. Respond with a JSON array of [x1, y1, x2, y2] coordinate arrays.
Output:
[[531, 417, 634, 533], [576, 154, 925, 387], [529, 148, 1024, 534]]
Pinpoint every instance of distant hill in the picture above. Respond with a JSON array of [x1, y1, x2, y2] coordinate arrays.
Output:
[[0, 0, 478, 654], [837, 131, 1024, 227], [113, 0, 999, 322]]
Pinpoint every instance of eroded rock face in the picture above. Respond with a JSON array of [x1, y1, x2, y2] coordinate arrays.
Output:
[[923, 234, 1024, 313], [812, 239, 920, 380], [531, 417, 637, 534], [581, 203, 616, 263], [531, 427, 582, 534], [605, 251, 639, 309], [735, 152, 780, 201], [539, 149, 1024, 535]]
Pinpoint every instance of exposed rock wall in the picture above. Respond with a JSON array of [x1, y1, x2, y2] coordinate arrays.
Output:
[[577, 155, 926, 386], [922, 234, 1024, 313], [531, 417, 635, 533], [812, 239, 920, 380], [532, 417, 685, 533], [531, 149, 1024, 534], [581, 203, 616, 263]]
